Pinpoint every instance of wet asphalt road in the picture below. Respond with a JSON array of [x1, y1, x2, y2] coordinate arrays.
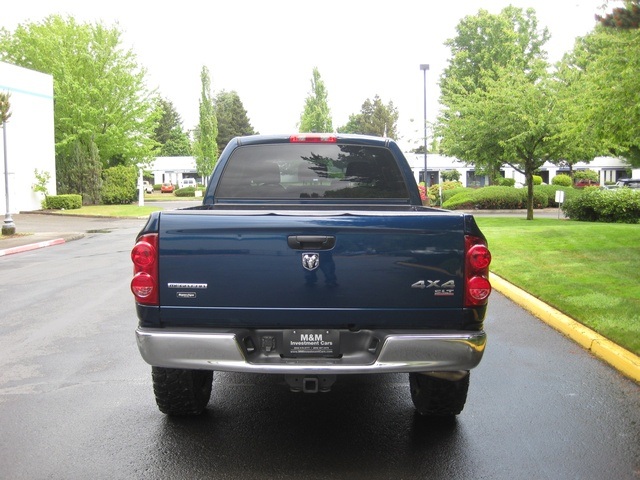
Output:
[[0, 213, 638, 479]]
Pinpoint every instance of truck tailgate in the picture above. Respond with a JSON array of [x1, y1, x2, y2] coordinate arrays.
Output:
[[157, 210, 470, 329]]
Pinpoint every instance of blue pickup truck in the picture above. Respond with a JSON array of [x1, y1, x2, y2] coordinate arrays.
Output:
[[131, 134, 492, 417]]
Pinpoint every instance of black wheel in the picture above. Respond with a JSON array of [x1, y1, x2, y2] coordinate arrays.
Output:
[[151, 367, 213, 416], [409, 372, 470, 417]]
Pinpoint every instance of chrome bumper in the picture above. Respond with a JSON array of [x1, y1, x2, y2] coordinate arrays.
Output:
[[135, 328, 486, 374]]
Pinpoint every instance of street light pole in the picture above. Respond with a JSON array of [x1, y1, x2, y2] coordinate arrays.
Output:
[[2, 119, 15, 235], [420, 64, 429, 192]]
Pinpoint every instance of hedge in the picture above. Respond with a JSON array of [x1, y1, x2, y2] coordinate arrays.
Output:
[[562, 187, 640, 223], [173, 186, 206, 197], [443, 186, 548, 210], [45, 194, 82, 210]]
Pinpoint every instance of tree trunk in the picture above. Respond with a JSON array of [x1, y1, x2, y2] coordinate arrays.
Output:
[[526, 171, 534, 220]]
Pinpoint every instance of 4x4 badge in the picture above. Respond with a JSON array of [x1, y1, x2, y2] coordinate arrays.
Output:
[[302, 253, 320, 271]]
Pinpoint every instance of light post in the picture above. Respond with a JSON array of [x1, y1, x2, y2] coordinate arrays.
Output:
[[420, 64, 429, 191], [1, 92, 15, 235]]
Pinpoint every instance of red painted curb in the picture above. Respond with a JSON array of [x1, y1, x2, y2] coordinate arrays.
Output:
[[0, 238, 66, 257]]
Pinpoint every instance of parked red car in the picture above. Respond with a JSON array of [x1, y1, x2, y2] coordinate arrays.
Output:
[[161, 182, 175, 193], [574, 179, 599, 189]]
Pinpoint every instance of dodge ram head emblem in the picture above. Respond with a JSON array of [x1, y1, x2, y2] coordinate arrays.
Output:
[[302, 253, 320, 271]]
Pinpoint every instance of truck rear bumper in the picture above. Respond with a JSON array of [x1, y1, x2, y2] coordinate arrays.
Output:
[[136, 328, 486, 374]]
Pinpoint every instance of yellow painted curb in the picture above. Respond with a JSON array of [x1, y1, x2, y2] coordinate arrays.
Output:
[[490, 273, 640, 383]]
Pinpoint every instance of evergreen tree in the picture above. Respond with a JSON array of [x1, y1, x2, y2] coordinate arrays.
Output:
[[193, 66, 218, 182], [298, 67, 333, 132], [338, 95, 399, 139], [596, 0, 640, 29], [154, 98, 192, 156], [215, 90, 256, 154]]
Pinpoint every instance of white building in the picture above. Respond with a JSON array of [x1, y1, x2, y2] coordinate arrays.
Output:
[[0, 61, 56, 213], [406, 153, 639, 187], [148, 156, 200, 186]]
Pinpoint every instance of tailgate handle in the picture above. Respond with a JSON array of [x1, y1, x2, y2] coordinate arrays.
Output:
[[287, 235, 336, 250]]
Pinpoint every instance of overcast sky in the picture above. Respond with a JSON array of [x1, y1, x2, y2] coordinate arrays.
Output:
[[3, 0, 614, 150]]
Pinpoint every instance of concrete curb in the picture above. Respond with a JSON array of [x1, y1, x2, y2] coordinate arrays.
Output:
[[491, 273, 640, 383], [0, 233, 85, 257], [0, 238, 66, 256]]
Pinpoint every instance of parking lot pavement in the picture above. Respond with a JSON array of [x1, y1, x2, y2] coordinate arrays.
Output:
[[0, 212, 146, 256], [1, 206, 638, 382], [0, 201, 200, 256]]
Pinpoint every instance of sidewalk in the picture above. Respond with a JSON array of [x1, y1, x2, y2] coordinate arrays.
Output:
[[1, 209, 638, 383], [0, 211, 146, 256]]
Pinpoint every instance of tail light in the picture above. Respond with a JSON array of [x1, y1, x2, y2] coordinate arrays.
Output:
[[290, 134, 337, 143], [131, 233, 159, 305], [464, 235, 492, 307]]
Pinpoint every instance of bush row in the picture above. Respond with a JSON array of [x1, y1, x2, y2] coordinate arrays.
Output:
[[442, 186, 549, 210], [562, 187, 640, 224], [439, 184, 640, 223]]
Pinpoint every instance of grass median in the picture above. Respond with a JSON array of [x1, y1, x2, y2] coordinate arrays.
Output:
[[52, 196, 199, 216], [476, 217, 640, 356], [54, 204, 163, 217]]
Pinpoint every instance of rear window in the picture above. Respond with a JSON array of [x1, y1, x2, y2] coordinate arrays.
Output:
[[214, 143, 409, 201]]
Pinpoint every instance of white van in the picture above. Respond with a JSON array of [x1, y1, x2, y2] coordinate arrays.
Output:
[[179, 178, 197, 189]]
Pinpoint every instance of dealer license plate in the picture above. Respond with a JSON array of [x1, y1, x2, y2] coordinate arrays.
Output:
[[283, 330, 340, 356]]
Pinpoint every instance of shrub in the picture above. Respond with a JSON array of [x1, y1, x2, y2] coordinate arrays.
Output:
[[174, 186, 196, 197], [441, 169, 461, 182], [174, 186, 205, 197], [563, 187, 640, 223], [442, 186, 473, 203], [573, 169, 599, 183], [417, 182, 427, 202], [442, 186, 548, 210], [534, 185, 579, 208], [496, 177, 516, 187], [154, 184, 163, 190], [45, 194, 82, 210], [427, 181, 463, 206], [552, 174, 572, 187], [442, 191, 475, 210], [101, 165, 137, 205], [532, 175, 543, 186]]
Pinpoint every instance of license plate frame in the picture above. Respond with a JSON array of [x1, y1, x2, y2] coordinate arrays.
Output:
[[283, 329, 340, 357]]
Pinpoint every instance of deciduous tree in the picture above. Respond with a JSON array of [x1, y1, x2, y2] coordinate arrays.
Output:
[[437, 6, 554, 219], [0, 15, 158, 199], [561, 2, 640, 167]]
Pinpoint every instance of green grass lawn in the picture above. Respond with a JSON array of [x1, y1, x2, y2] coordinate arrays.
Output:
[[56, 204, 163, 217], [476, 217, 640, 356]]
